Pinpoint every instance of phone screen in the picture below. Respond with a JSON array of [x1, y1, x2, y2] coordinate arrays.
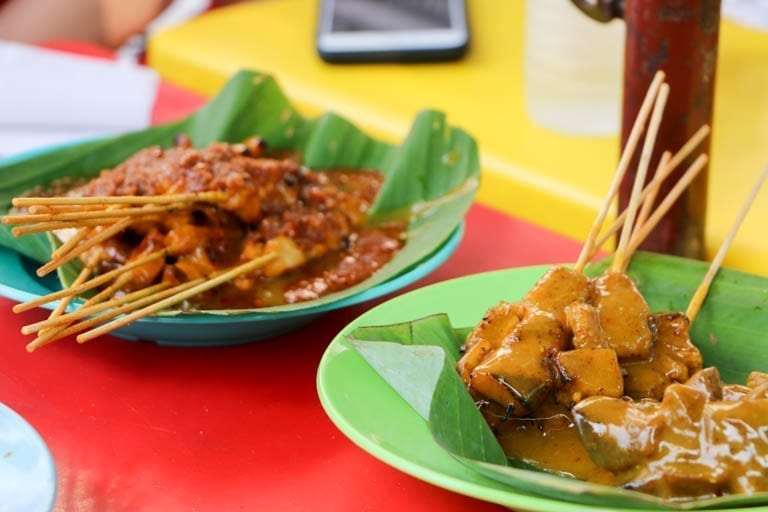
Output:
[[317, 0, 468, 63], [330, 0, 452, 32]]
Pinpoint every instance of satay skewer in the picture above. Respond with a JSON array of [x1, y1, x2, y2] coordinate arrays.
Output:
[[624, 154, 709, 260], [22, 281, 173, 335], [42, 264, 93, 322], [50, 227, 94, 260], [612, 83, 670, 273], [29, 249, 280, 347], [686, 164, 768, 322], [590, 124, 710, 259], [574, 70, 666, 273], [24, 271, 150, 334], [11, 191, 228, 207], [5, 193, 229, 240], [576, 148, 685, 265], [26, 281, 189, 351], [572, 148, 707, 274], [13, 249, 166, 312], [12, 218, 120, 237], [28, 242, 128, 338], [2, 204, 178, 225], [82, 273, 135, 307], [27, 204, 110, 214], [633, 151, 671, 242], [35, 217, 134, 277], [77, 252, 279, 343]]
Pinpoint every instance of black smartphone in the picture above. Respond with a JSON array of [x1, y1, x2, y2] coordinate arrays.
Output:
[[316, 0, 469, 63]]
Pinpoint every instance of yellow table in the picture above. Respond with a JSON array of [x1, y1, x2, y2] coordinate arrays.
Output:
[[147, 0, 768, 275]]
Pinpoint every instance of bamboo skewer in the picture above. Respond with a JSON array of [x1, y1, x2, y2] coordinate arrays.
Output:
[[35, 217, 134, 277], [3, 204, 176, 224], [11, 191, 228, 207], [28, 204, 110, 214], [12, 218, 120, 237], [26, 280, 197, 351], [595, 155, 672, 251], [686, 165, 768, 322], [582, 151, 674, 265], [5, 192, 230, 242], [626, 154, 709, 256], [50, 227, 93, 260], [45, 264, 93, 321], [83, 272, 135, 307], [38, 272, 142, 335], [612, 83, 670, 273], [660, 125, 709, 170], [22, 281, 172, 335], [13, 249, 166, 312], [625, 151, 671, 256], [77, 253, 278, 343], [31, 264, 95, 347], [574, 70, 666, 273], [12, 184, 279, 346], [592, 125, 711, 254], [633, 151, 671, 242]]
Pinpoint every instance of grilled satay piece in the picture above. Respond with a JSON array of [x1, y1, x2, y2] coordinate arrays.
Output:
[[591, 272, 653, 361], [571, 395, 664, 472], [525, 267, 591, 327], [554, 348, 624, 407], [470, 311, 567, 418], [457, 301, 525, 385], [459, 267, 590, 418], [623, 312, 703, 400], [565, 302, 609, 350]]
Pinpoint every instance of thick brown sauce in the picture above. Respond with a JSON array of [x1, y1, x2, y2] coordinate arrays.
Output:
[[459, 266, 768, 502], [495, 398, 616, 485]]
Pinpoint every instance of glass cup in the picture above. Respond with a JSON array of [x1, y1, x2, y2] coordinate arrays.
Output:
[[523, 0, 625, 136]]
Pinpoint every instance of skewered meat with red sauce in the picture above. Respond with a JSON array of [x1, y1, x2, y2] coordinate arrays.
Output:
[[76, 137, 288, 224], [61, 136, 405, 308]]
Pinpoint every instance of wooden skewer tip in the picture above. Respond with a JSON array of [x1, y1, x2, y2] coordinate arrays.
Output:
[[76, 253, 278, 343]]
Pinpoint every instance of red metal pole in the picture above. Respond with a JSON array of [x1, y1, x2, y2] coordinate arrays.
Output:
[[620, 0, 721, 258]]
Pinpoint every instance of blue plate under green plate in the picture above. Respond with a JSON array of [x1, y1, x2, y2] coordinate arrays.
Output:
[[0, 225, 462, 346]]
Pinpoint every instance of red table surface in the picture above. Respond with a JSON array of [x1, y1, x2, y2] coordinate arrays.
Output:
[[1, 43, 585, 512]]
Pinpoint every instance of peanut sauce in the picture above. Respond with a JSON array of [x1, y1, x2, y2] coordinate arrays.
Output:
[[459, 266, 768, 502]]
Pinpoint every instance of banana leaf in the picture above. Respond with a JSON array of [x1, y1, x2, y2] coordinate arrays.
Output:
[[0, 70, 479, 314], [347, 252, 768, 509]]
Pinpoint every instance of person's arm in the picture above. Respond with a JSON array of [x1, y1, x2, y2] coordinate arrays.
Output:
[[0, 0, 172, 48]]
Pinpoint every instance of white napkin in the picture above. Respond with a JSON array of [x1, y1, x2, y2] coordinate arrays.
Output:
[[0, 41, 159, 158]]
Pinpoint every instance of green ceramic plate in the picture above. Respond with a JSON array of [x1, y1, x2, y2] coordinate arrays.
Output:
[[317, 264, 767, 512]]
